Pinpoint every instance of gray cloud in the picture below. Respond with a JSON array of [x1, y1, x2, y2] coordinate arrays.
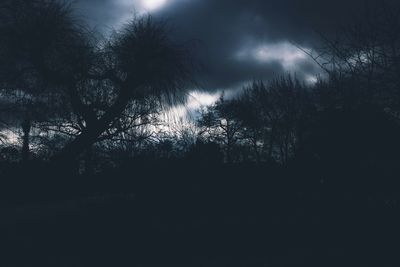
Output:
[[71, 0, 400, 92]]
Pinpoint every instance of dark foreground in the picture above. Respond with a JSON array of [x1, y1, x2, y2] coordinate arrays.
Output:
[[1, 162, 400, 267]]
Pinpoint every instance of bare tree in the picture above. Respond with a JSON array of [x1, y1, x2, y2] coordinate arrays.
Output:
[[0, 0, 89, 162], [0, 0, 194, 164], [198, 94, 243, 163], [305, 1, 400, 112], [52, 17, 193, 163], [232, 76, 311, 164]]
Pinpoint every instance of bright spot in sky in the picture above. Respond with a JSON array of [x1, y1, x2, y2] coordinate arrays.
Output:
[[2, 129, 18, 144], [256, 43, 307, 66], [161, 91, 220, 125], [186, 91, 220, 110], [236, 42, 310, 70], [141, 0, 167, 10], [305, 75, 318, 85]]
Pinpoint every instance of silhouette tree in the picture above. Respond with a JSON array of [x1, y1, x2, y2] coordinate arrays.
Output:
[[306, 1, 400, 113], [232, 77, 311, 164], [0, 0, 91, 162], [52, 17, 193, 164], [290, 1, 400, 175], [198, 94, 243, 163], [233, 82, 269, 163], [0, 0, 193, 164]]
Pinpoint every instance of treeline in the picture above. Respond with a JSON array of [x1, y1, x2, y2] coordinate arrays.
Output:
[[0, 0, 400, 177], [142, 0, 400, 175]]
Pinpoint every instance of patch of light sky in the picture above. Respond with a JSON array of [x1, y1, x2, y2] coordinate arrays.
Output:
[[119, 0, 170, 13], [162, 91, 221, 122], [1, 129, 18, 144], [110, 0, 179, 29], [235, 41, 311, 70]]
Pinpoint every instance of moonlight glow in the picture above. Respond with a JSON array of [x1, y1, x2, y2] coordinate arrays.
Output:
[[141, 0, 167, 10]]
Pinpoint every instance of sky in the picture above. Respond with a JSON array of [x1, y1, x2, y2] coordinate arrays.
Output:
[[71, 0, 399, 115]]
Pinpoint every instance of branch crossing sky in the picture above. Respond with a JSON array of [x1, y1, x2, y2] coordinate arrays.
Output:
[[71, 0, 400, 115]]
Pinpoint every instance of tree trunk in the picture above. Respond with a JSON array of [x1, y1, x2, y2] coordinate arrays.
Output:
[[51, 121, 107, 164], [52, 90, 131, 164], [21, 118, 31, 163], [252, 138, 260, 164], [84, 147, 94, 175], [268, 127, 275, 160], [226, 126, 233, 164]]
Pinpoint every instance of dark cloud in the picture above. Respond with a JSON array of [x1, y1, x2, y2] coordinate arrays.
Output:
[[71, 0, 400, 91]]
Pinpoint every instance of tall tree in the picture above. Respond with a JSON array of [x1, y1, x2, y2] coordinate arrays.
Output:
[[198, 95, 243, 163], [306, 0, 400, 113], [0, 0, 193, 164], [232, 77, 312, 164], [52, 17, 193, 163], [0, 0, 91, 162]]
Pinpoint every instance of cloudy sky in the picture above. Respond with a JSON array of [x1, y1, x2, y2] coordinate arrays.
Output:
[[71, 0, 397, 113]]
